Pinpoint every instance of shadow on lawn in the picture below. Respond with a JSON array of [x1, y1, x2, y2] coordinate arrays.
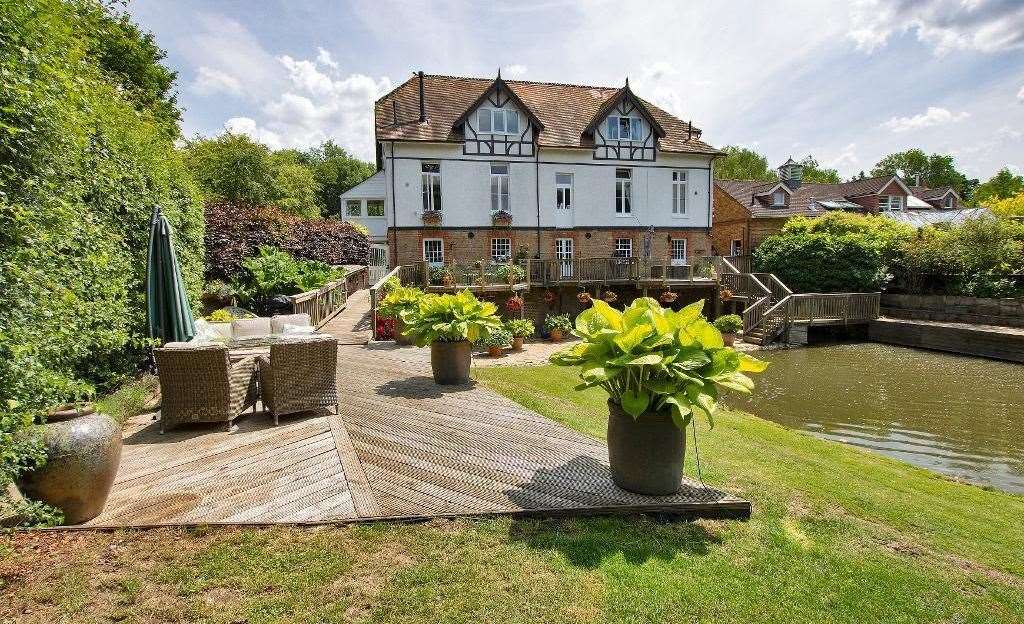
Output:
[[504, 455, 724, 567]]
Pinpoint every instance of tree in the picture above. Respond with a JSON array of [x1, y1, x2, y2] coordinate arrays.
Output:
[[303, 141, 376, 216], [974, 168, 1024, 204], [270, 160, 320, 218], [798, 155, 841, 184], [990, 192, 1024, 218], [715, 146, 774, 181], [870, 149, 976, 202]]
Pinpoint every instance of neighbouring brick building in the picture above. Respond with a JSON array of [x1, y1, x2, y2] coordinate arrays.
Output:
[[713, 158, 966, 257]]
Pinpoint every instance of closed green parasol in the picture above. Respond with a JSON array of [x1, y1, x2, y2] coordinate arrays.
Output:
[[146, 205, 196, 344]]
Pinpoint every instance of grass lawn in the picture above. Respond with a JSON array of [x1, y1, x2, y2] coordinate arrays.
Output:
[[2, 365, 1022, 623]]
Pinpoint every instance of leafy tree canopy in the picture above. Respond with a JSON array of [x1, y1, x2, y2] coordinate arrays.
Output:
[[303, 141, 376, 217], [974, 168, 1024, 205], [870, 149, 977, 203], [716, 146, 774, 181], [798, 155, 841, 184], [990, 192, 1024, 218]]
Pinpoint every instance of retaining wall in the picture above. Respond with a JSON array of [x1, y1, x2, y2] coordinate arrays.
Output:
[[881, 294, 1024, 328], [868, 318, 1024, 363]]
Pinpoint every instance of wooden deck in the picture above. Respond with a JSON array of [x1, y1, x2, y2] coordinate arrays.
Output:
[[85, 294, 748, 527]]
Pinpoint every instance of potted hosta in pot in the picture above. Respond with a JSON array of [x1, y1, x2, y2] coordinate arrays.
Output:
[[479, 328, 512, 357], [505, 319, 535, 350], [495, 263, 525, 285], [550, 298, 767, 495], [544, 314, 572, 342], [377, 285, 424, 346], [401, 291, 502, 385], [713, 314, 743, 347]]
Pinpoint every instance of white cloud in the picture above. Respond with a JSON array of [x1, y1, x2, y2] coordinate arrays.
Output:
[[829, 143, 860, 170], [224, 116, 283, 149], [849, 0, 1024, 55], [502, 64, 527, 78], [882, 106, 970, 132], [192, 66, 243, 96], [317, 47, 339, 69], [1018, 85, 1024, 102]]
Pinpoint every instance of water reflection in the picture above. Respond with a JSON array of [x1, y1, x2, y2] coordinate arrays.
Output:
[[733, 343, 1024, 493]]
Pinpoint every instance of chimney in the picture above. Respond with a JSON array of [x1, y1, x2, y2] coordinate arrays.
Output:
[[417, 71, 426, 123]]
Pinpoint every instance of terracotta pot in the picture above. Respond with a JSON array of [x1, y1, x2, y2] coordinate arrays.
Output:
[[19, 405, 122, 524], [549, 329, 563, 342], [511, 337, 524, 351], [723, 333, 736, 347], [394, 318, 413, 346], [606, 400, 685, 495], [430, 340, 472, 385], [487, 346, 502, 357]]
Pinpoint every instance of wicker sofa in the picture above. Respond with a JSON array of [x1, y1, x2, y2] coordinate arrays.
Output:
[[198, 313, 313, 342], [257, 335, 339, 425], [154, 344, 259, 433]]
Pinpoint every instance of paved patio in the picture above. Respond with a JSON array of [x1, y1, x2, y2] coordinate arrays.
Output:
[[85, 291, 749, 527]]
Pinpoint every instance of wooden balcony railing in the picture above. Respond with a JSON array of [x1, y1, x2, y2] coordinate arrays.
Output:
[[289, 266, 368, 329], [369, 265, 404, 340]]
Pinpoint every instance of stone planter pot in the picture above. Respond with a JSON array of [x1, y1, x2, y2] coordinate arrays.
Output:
[[511, 337, 524, 351], [394, 318, 413, 346], [722, 333, 736, 347], [549, 329, 563, 342], [606, 400, 685, 495], [487, 346, 502, 357], [430, 340, 472, 385], [19, 404, 122, 525]]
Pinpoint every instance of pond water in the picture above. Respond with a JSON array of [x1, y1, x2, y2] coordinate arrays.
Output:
[[734, 343, 1024, 494]]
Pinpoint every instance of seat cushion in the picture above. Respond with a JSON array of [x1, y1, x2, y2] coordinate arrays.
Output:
[[271, 313, 312, 334], [232, 317, 273, 339]]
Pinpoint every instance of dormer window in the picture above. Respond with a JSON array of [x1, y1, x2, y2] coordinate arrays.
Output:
[[607, 116, 642, 141], [477, 108, 519, 134], [772, 191, 786, 206], [944, 195, 954, 209]]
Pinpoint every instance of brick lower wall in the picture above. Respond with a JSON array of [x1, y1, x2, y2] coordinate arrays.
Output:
[[881, 294, 1024, 328]]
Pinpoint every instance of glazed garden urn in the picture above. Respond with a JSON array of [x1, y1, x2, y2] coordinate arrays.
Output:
[[606, 400, 685, 495], [430, 340, 472, 384], [19, 404, 122, 525]]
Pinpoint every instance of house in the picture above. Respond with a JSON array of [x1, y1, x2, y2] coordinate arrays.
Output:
[[340, 170, 387, 242], [713, 158, 967, 257], [367, 72, 721, 269]]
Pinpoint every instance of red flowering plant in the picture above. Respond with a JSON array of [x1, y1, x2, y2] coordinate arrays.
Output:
[[543, 290, 557, 305], [375, 316, 395, 340], [506, 295, 524, 313], [577, 291, 592, 304], [659, 290, 678, 304]]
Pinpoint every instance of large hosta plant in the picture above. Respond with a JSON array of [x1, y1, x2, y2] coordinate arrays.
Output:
[[551, 298, 767, 430], [402, 291, 503, 385]]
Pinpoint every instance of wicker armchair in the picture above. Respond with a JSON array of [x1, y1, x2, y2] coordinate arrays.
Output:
[[154, 344, 258, 433], [257, 335, 339, 425]]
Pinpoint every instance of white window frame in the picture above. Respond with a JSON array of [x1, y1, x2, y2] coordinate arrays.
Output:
[[555, 173, 573, 210], [606, 115, 643, 141], [613, 238, 632, 258], [491, 237, 511, 263], [555, 238, 573, 278], [879, 195, 904, 212], [671, 239, 687, 266], [345, 200, 362, 217], [490, 163, 510, 213], [365, 199, 385, 217], [772, 191, 786, 206], [944, 195, 954, 209], [672, 170, 688, 215], [421, 162, 442, 212], [615, 168, 632, 215], [423, 238, 444, 266], [477, 108, 519, 135], [730, 239, 743, 257]]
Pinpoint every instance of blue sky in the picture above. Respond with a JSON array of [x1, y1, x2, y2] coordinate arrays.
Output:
[[127, 0, 1024, 181]]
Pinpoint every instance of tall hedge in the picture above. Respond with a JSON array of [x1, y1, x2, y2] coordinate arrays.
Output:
[[0, 1, 203, 485]]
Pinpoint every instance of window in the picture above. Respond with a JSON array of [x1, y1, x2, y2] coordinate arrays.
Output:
[[555, 173, 573, 210], [730, 239, 743, 257], [606, 116, 643, 141], [772, 191, 786, 206], [477, 108, 519, 134], [490, 163, 510, 212], [366, 200, 385, 217], [944, 195, 954, 209], [613, 238, 632, 258], [672, 170, 688, 215], [491, 238, 511, 263], [421, 162, 442, 212], [345, 200, 361, 217], [423, 239, 444, 266], [671, 239, 687, 264], [615, 168, 632, 214], [879, 195, 904, 212]]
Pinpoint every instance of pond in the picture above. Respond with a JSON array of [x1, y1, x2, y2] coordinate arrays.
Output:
[[735, 343, 1024, 494]]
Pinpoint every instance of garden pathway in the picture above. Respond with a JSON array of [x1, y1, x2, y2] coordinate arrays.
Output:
[[85, 291, 748, 527]]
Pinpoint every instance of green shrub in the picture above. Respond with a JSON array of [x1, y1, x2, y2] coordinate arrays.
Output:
[[400, 291, 502, 345], [232, 246, 343, 304], [494, 263, 526, 283], [544, 314, 574, 334], [430, 265, 455, 286], [478, 328, 512, 349], [505, 319, 535, 338], [0, 0, 204, 492], [204, 309, 237, 323], [550, 298, 767, 423], [377, 285, 424, 319], [713, 314, 743, 334]]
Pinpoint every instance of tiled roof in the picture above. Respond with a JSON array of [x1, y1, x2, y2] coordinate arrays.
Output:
[[909, 185, 954, 201], [716, 175, 924, 219], [374, 74, 721, 155]]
